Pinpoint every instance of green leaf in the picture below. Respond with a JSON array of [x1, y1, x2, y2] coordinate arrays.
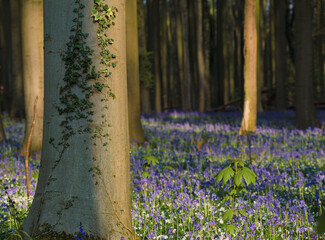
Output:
[[144, 155, 159, 166], [222, 210, 235, 222], [216, 166, 234, 184], [225, 224, 237, 235], [103, 4, 109, 11], [234, 171, 243, 186], [95, 0, 101, 5], [238, 209, 248, 218], [241, 167, 257, 186], [229, 189, 237, 196], [141, 171, 150, 178]]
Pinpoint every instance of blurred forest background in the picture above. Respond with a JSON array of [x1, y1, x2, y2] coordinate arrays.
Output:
[[0, 0, 324, 118]]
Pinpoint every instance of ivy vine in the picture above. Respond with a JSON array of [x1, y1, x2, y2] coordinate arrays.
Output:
[[47, 0, 134, 239]]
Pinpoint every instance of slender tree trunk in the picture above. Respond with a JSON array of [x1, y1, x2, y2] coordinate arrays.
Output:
[[0, 0, 12, 112], [23, 0, 133, 238], [315, 0, 324, 99], [239, 0, 257, 135], [274, 0, 287, 110], [176, 0, 185, 109], [126, 0, 146, 142], [203, 0, 211, 110], [0, 108, 6, 142], [294, 0, 320, 129], [9, 0, 25, 119], [209, 0, 218, 107], [196, 0, 207, 112], [20, 0, 44, 154], [138, 0, 151, 114], [153, 0, 162, 113], [160, 0, 168, 112], [180, 0, 191, 111], [256, 0, 263, 112], [216, 0, 224, 106]]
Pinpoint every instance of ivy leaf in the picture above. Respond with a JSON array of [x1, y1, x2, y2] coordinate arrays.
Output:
[[95, 0, 101, 5], [103, 4, 109, 11], [225, 224, 237, 235]]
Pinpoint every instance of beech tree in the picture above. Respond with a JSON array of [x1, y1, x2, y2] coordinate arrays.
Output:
[[294, 0, 320, 129], [22, 0, 133, 239], [126, 0, 146, 142], [10, 0, 25, 119], [20, 0, 44, 154], [239, 0, 257, 135]]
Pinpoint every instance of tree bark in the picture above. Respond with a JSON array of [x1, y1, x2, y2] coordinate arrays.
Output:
[[9, 0, 25, 119], [160, 0, 168, 112], [180, 0, 192, 111], [126, 0, 146, 142], [0, 107, 6, 142], [256, 0, 263, 112], [239, 0, 257, 135], [216, 0, 225, 106], [23, 0, 133, 239], [196, 0, 207, 112], [0, 0, 12, 112], [274, 0, 287, 110], [20, 0, 44, 154], [294, 0, 320, 129], [138, 0, 151, 114]]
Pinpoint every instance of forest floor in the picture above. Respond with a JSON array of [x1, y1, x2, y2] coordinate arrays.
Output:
[[1, 110, 325, 239]]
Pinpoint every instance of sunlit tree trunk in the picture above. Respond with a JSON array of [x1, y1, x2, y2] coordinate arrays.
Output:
[[239, 0, 257, 135], [274, 0, 287, 110], [126, 0, 146, 142], [9, 0, 25, 119], [20, 0, 44, 154], [294, 0, 320, 129], [23, 0, 133, 239]]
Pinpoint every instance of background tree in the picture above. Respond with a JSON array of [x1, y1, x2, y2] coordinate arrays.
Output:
[[9, 0, 24, 119], [0, 107, 6, 142], [274, 0, 287, 110], [196, 0, 207, 112], [126, 0, 146, 142], [20, 0, 44, 154], [239, 0, 257, 135], [294, 0, 320, 129], [23, 0, 133, 238]]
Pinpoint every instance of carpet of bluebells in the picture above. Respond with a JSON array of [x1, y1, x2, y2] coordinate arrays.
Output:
[[1, 110, 325, 239]]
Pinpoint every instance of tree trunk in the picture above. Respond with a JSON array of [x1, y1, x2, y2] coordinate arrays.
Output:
[[0, 108, 6, 142], [153, 0, 162, 113], [256, 0, 263, 112], [315, 0, 324, 99], [9, 0, 25, 119], [20, 0, 44, 154], [180, 0, 192, 111], [274, 0, 287, 110], [0, 0, 12, 112], [239, 0, 257, 135], [23, 0, 133, 239], [294, 0, 320, 129], [176, 0, 185, 110], [216, 0, 225, 106], [126, 0, 146, 142], [160, 0, 168, 112], [138, 0, 151, 114], [196, 0, 207, 112]]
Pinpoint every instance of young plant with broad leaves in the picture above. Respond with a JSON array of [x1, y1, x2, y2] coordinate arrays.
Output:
[[216, 158, 257, 235]]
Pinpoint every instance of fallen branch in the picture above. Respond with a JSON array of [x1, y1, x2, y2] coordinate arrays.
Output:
[[25, 96, 38, 199]]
